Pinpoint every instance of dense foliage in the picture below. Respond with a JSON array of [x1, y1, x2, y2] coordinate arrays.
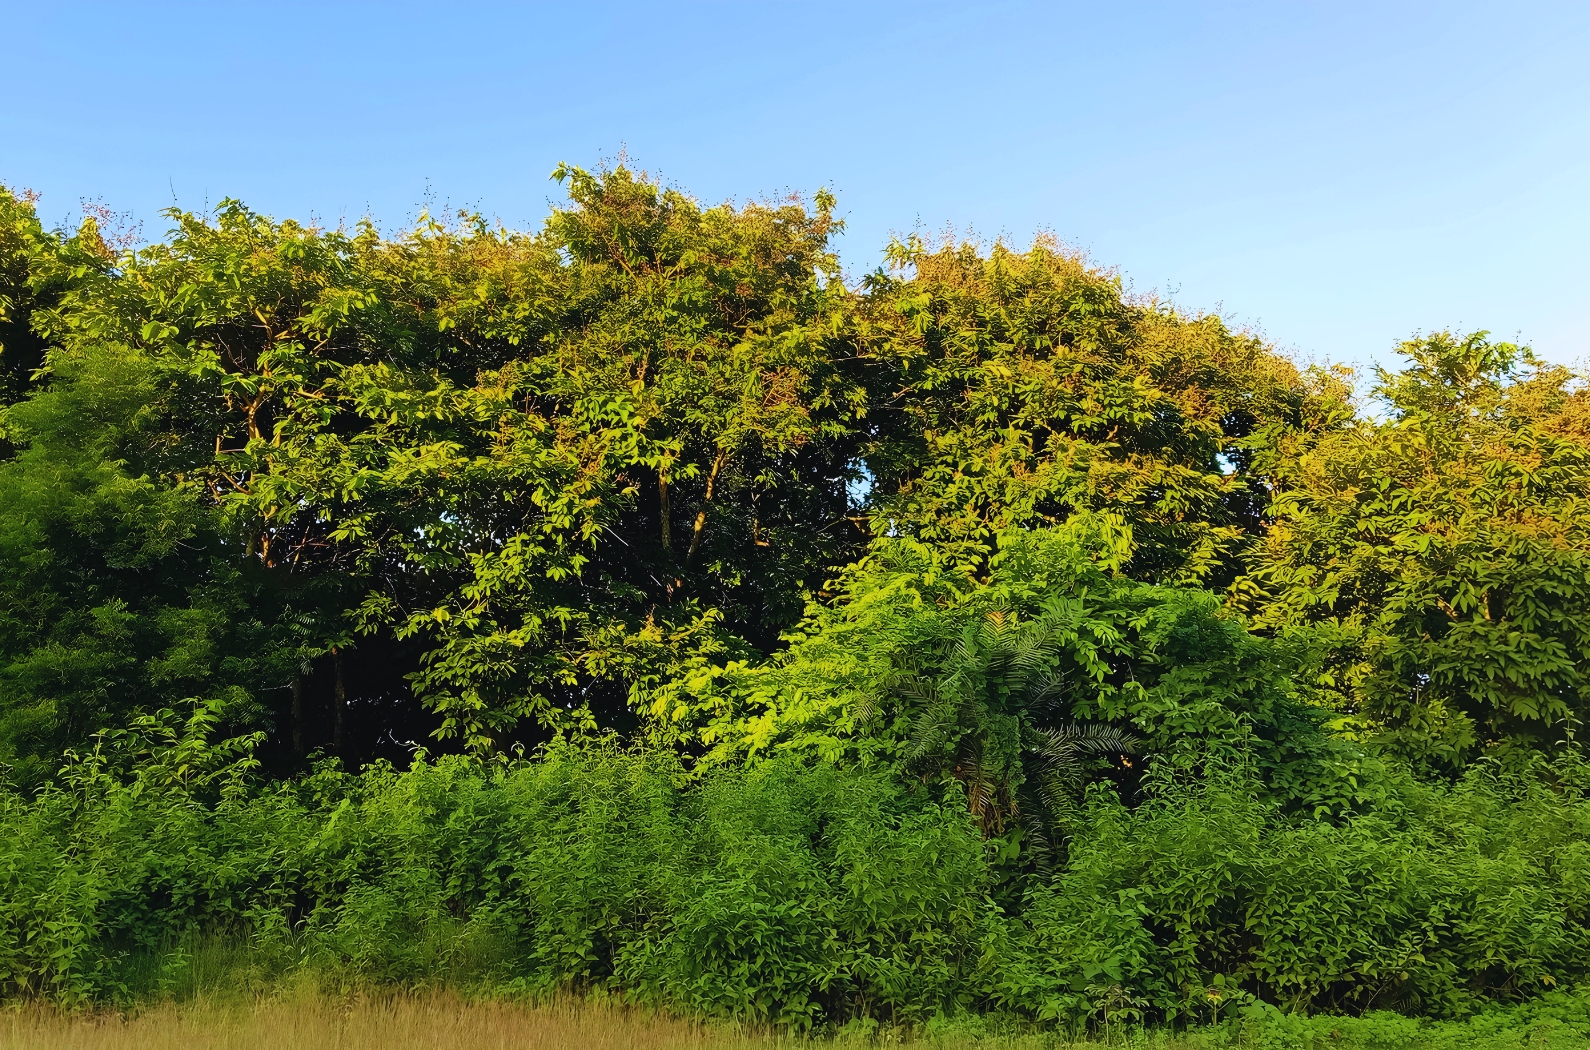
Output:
[[4, 169, 1590, 1037], [6, 720, 1590, 1032], [0, 172, 1350, 776], [1240, 333, 1590, 768]]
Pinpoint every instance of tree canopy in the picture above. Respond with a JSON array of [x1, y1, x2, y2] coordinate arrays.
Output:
[[0, 167, 1580, 786]]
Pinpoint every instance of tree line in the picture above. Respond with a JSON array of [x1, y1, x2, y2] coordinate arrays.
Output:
[[4, 167, 1590, 1026], [7, 167, 1581, 781]]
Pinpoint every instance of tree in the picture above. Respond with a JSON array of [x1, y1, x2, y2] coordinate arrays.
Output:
[[393, 166, 871, 747], [852, 237, 1343, 586], [1241, 332, 1590, 766], [16, 166, 869, 756], [656, 523, 1360, 821], [0, 187, 110, 410]]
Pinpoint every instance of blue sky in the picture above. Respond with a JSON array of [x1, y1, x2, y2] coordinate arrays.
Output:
[[7, 1, 1587, 375]]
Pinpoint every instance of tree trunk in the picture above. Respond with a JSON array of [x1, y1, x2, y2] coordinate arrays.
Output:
[[659, 473, 671, 549], [291, 671, 306, 757], [332, 648, 347, 757], [688, 449, 728, 559]]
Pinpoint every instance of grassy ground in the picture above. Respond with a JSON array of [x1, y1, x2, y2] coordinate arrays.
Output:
[[4, 995, 756, 1050], [7, 988, 1590, 1050], [1, 994, 1085, 1050]]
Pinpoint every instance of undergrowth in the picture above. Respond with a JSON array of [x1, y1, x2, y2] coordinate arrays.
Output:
[[6, 731, 1590, 1039]]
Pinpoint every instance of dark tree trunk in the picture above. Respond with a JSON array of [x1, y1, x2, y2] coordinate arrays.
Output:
[[291, 671, 306, 757], [332, 648, 347, 757]]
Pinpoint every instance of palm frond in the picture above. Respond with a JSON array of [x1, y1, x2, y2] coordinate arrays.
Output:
[[850, 693, 883, 728], [1010, 628, 1061, 675], [1028, 722, 1138, 764], [1024, 668, 1074, 709]]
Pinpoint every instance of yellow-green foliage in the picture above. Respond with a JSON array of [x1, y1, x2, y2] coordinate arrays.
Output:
[[1241, 333, 1590, 766], [0, 167, 1340, 769], [860, 236, 1338, 585]]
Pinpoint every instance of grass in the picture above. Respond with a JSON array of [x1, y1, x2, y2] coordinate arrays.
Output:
[[3, 994, 773, 1050], [8, 985, 1590, 1050], [0, 991, 1187, 1050]]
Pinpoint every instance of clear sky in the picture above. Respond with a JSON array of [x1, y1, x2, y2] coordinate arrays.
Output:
[[6, 1, 1587, 375]]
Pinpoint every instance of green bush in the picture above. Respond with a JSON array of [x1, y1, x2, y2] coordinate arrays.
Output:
[[997, 760, 1590, 1025], [0, 725, 998, 1024], [7, 713, 1590, 1033]]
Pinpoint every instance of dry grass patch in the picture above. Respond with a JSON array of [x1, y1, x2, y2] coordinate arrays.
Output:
[[1, 994, 776, 1050]]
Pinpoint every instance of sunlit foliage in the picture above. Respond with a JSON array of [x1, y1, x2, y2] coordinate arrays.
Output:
[[5, 166, 1590, 1031]]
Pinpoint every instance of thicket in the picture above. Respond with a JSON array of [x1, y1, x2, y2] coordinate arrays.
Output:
[[9, 725, 1590, 1035], [4, 167, 1590, 1038]]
